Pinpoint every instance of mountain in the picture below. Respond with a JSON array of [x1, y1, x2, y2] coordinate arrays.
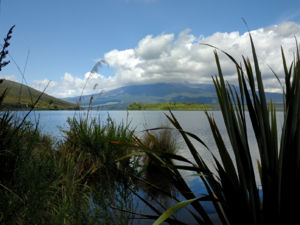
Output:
[[0, 79, 78, 110], [64, 82, 283, 110]]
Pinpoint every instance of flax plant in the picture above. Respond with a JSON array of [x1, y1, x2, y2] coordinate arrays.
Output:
[[147, 35, 300, 225]]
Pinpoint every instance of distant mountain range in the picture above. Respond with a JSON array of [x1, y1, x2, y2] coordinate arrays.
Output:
[[64, 82, 283, 110], [0, 79, 78, 110]]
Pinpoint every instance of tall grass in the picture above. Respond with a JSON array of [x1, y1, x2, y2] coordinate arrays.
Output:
[[60, 115, 140, 225], [0, 111, 142, 224], [0, 25, 141, 225], [140, 127, 180, 200]]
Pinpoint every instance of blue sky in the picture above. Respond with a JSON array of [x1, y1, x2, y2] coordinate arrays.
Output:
[[1, 0, 300, 97]]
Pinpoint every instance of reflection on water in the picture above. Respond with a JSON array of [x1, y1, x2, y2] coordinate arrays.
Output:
[[140, 128, 179, 201], [16, 110, 283, 224], [23, 109, 284, 181]]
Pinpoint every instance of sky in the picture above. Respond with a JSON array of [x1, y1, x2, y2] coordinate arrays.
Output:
[[0, 0, 300, 98]]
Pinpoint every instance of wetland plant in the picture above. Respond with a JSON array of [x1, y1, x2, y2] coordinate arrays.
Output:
[[144, 35, 300, 225]]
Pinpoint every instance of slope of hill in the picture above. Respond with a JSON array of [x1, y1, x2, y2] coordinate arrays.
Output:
[[64, 82, 283, 110], [0, 79, 79, 110]]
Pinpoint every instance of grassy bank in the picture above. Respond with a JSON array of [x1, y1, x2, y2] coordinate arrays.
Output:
[[127, 102, 211, 110]]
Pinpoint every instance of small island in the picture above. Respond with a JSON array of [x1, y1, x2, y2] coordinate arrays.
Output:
[[127, 102, 211, 111]]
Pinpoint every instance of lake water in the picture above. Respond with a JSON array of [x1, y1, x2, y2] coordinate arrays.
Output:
[[20, 110, 236, 170], [22, 110, 283, 165], [14, 110, 284, 224]]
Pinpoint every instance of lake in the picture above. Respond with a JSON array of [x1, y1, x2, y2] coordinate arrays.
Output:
[[22, 110, 283, 164], [20, 110, 237, 170], [15, 110, 284, 224]]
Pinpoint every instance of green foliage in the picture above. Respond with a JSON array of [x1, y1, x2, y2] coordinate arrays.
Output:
[[153, 197, 201, 225], [3, 22, 300, 225], [0, 25, 137, 225], [61, 115, 138, 184], [141, 36, 300, 225], [0, 111, 141, 224], [59, 115, 140, 224], [140, 127, 180, 198], [0, 28, 135, 224], [127, 102, 211, 110], [0, 111, 93, 224]]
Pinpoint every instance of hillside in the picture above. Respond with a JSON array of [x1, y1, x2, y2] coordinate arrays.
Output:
[[65, 82, 283, 110], [0, 79, 79, 110]]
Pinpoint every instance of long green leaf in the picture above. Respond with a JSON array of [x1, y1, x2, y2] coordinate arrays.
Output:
[[153, 197, 200, 225]]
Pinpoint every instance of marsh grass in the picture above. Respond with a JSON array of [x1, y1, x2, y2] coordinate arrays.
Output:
[[0, 110, 142, 224], [59, 115, 141, 225], [140, 126, 180, 199], [0, 109, 96, 224], [0, 26, 141, 224]]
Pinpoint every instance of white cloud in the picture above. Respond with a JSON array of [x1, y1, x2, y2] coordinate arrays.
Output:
[[32, 72, 118, 98], [136, 33, 174, 59], [0, 75, 19, 82], [33, 21, 300, 98]]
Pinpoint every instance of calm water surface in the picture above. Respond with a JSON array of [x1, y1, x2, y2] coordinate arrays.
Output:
[[22, 110, 284, 187], [21, 110, 284, 186], [16, 110, 283, 224], [21, 110, 231, 165], [22, 110, 283, 162]]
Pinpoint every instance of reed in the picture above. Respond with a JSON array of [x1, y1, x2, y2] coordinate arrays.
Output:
[[0, 111, 140, 224], [140, 126, 180, 199], [0, 24, 140, 224], [60, 115, 140, 225]]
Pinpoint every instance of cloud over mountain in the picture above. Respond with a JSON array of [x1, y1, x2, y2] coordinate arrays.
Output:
[[32, 22, 300, 98]]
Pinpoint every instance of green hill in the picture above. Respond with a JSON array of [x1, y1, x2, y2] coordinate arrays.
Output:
[[0, 79, 79, 110]]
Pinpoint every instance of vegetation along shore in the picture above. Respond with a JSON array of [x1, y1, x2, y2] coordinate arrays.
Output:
[[127, 102, 211, 111], [2, 24, 300, 225]]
